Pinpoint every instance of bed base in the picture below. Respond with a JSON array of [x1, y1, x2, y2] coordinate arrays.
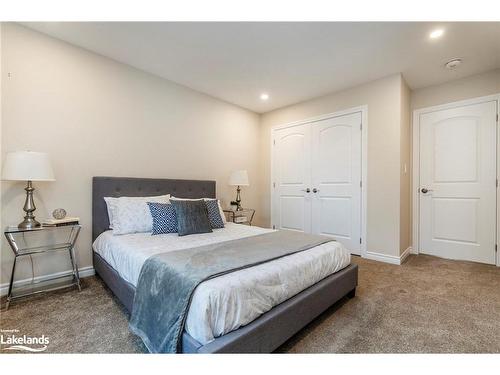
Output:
[[93, 251, 358, 353]]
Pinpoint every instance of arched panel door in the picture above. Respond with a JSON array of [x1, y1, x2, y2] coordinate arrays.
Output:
[[311, 112, 362, 254], [272, 124, 312, 233], [419, 101, 497, 264]]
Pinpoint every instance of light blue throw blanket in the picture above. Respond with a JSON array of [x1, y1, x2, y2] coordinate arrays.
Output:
[[129, 230, 333, 353]]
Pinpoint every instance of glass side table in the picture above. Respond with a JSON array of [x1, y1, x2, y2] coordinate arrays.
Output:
[[223, 208, 255, 226], [3, 224, 82, 310]]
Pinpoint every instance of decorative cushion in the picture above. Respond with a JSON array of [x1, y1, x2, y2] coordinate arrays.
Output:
[[204, 199, 225, 229], [147, 202, 178, 235], [106, 194, 171, 235], [170, 199, 213, 236], [170, 196, 227, 224], [209, 199, 227, 224]]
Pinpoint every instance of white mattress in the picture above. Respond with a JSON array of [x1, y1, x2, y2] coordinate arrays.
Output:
[[93, 223, 351, 345]]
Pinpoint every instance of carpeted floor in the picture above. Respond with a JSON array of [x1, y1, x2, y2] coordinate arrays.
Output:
[[1, 254, 499, 353]]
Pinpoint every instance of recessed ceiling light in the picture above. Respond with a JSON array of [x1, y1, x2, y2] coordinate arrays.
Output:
[[429, 29, 444, 39], [260, 93, 269, 101], [444, 58, 462, 70]]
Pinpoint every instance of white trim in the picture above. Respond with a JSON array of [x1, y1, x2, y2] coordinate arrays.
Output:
[[270, 105, 368, 258], [412, 93, 500, 267], [271, 105, 369, 131], [413, 94, 500, 116], [361, 108, 368, 257], [497, 97, 500, 267], [412, 106, 420, 257], [0, 266, 95, 296], [365, 248, 411, 266]]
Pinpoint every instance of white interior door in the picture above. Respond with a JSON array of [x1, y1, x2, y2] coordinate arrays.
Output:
[[419, 101, 497, 264], [311, 112, 362, 254], [272, 124, 312, 232]]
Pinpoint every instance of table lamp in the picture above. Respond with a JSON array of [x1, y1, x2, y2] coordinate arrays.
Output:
[[2, 151, 55, 229], [229, 170, 249, 211]]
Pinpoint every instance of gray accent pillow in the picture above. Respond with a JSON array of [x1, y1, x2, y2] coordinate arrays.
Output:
[[170, 199, 213, 236]]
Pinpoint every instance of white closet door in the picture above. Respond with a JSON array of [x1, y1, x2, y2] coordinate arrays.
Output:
[[311, 112, 362, 254], [419, 101, 497, 264], [272, 124, 312, 232]]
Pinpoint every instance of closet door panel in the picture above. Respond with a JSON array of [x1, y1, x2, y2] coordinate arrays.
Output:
[[311, 112, 362, 254], [272, 124, 312, 233]]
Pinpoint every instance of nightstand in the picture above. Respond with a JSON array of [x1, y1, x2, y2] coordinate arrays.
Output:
[[3, 224, 82, 310], [223, 208, 255, 226]]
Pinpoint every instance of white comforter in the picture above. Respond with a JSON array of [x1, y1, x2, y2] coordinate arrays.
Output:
[[92, 223, 350, 345]]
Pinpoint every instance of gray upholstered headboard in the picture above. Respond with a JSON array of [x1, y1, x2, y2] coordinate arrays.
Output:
[[92, 176, 216, 241]]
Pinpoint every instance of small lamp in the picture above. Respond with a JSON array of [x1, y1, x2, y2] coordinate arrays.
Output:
[[229, 170, 249, 211], [2, 151, 55, 229]]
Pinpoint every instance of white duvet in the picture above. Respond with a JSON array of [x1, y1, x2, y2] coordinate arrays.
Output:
[[92, 223, 350, 345]]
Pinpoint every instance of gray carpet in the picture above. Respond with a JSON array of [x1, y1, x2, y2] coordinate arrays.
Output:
[[1, 254, 499, 353]]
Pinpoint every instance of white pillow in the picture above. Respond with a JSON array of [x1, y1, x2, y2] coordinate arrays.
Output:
[[103, 197, 118, 229], [170, 197, 226, 223], [104, 194, 171, 234]]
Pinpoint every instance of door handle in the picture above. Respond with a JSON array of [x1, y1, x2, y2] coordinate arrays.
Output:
[[420, 188, 433, 194], [301, 188, 311, 193], [312, 188, 319, 193]]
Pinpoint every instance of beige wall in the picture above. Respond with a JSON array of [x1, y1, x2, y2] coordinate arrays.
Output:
[[2, 23, 498, 287], [0, 24, 261, 286], [399, 78, 411, 254], [411, 69, 500, 110], [259, 69, 500, 258], [259, 74, 406, 257]]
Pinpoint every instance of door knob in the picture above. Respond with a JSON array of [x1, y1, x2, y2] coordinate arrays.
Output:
[[301, 188, 311, 193], [420, 188, 433, 194], [312, 188, 319, 193]]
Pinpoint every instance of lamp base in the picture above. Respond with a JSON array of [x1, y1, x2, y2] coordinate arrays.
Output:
[[18, 217, 41, 230], [18, 180, 41, 229], [235, 185, 243, 211]]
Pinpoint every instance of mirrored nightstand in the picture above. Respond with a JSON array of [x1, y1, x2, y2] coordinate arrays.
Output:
[[223, 208, 255, 226], [3, 224, 82, 310]]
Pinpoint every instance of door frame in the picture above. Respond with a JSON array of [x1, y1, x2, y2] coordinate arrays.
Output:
[[412, 94, 500, 266], [270, 105, 368, 257]]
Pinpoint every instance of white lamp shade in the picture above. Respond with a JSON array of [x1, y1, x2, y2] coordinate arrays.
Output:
[[2, 151, 55, 181], [229, 170, 249, 186]]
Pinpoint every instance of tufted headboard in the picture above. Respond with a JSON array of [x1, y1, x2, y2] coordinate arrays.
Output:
[[92, 176, 216, 241]]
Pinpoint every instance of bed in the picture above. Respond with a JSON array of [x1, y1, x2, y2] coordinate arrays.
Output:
[[92, 176, 358, 353]]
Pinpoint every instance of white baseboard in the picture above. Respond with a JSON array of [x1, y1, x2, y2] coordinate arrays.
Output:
[[364, 251, 401, 265], [0, 266, 95, 297], [364, 247, 412, 265]]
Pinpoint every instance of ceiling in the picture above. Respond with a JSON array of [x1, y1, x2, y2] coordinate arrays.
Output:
[[23, 22, 500, 113]]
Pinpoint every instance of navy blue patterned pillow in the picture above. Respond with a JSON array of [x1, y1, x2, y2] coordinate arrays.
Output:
[[147, 202, 178, 235], [205, 199, 225, 229]]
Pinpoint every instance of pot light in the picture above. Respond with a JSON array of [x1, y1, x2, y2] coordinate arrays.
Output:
[[429, 29, 444, 39], [260, 93, 269, 101]]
